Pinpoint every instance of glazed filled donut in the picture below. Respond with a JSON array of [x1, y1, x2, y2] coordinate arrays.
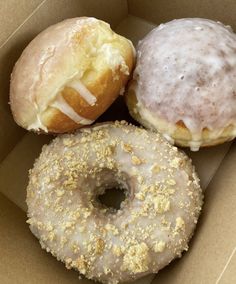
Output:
[[10, 17, 135, 133], [27, 121, 202, 284], [126, 18, 236, 150]]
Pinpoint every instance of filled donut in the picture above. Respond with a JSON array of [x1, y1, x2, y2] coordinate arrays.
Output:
[[27, 121, 202, 283], [10, 17, 135, 133], [126, 18, 236, 150]]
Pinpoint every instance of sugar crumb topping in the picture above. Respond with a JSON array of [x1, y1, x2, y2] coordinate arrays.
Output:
[[122, 243, 150, 273], [27, 121, 202, 283]]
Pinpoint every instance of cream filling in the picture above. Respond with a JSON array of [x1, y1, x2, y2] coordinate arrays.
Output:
[[51, 95, 93, 125], [67, 79, 97, 106], [99, 43, 129, 80], [28, 76, 95, 131]]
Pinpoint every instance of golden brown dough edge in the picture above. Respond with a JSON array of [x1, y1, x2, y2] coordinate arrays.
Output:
[[42, 38, 135, 133], [125, 83, 235, 148]]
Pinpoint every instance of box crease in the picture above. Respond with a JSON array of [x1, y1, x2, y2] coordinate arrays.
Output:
[[0, 0, 47, 50]]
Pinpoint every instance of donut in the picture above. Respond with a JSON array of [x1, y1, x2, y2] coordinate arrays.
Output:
[[26, 121, 203, 283], [126, 18, 236, 151], [10, 17, 135, 133]]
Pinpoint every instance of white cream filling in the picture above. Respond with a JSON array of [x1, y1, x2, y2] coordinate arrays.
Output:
[[67, 79, 97, 106], [51, 95, 93, 125], [99, 43, 129, 80]]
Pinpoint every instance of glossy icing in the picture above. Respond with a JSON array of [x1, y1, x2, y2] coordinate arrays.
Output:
[[133, 18, 236, 149]]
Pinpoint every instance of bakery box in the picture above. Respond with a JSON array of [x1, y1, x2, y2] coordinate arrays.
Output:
[[0, 0, 236, 283]]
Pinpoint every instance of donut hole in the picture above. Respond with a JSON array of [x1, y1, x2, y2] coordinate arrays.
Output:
[[97, 186, 126, 211]]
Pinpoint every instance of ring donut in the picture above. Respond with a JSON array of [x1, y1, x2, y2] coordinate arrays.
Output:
[[27, 121, 203, 283]]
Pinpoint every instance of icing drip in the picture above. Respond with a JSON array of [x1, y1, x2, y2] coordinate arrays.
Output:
[[51, 95, 93, 125], [188, 141, 201, 152], [28, 114, 48, 132], [67, 79, 97, 106], [136, 101, 236, 150]]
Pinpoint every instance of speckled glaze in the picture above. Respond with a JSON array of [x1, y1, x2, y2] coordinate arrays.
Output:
[[131, 18, 236, 149], [27, 122, 202, 284]]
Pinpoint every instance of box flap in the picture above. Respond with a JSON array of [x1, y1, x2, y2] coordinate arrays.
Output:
[[1, 1, 236, 283], [0, 192, 94, 283], [128, 0, 236, 30], [0, 0, 44, 47], [0, 133, 51, 211]]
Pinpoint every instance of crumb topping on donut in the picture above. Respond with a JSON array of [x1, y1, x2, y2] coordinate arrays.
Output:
[[27, 121, 203, 283], [122, 243, 150, 273], [131, 155, 143, 165], [154, 241, 166, 253]]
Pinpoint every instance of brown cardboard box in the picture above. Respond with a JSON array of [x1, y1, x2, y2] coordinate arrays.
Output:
[[0, 1, 235, 283]]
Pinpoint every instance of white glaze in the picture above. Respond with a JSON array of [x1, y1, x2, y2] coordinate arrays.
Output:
[[133, 18, 236, 147], [51, 95, 93, 125], [67, 79, 97, 106], [10, 18, 101, 129], [27, 122, 202, 284]]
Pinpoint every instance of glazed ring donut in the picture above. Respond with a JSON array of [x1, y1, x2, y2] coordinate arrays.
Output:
[[27, 121, 202, 283], [126, 18, 236, 150], [10, 17, 135, 133]]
